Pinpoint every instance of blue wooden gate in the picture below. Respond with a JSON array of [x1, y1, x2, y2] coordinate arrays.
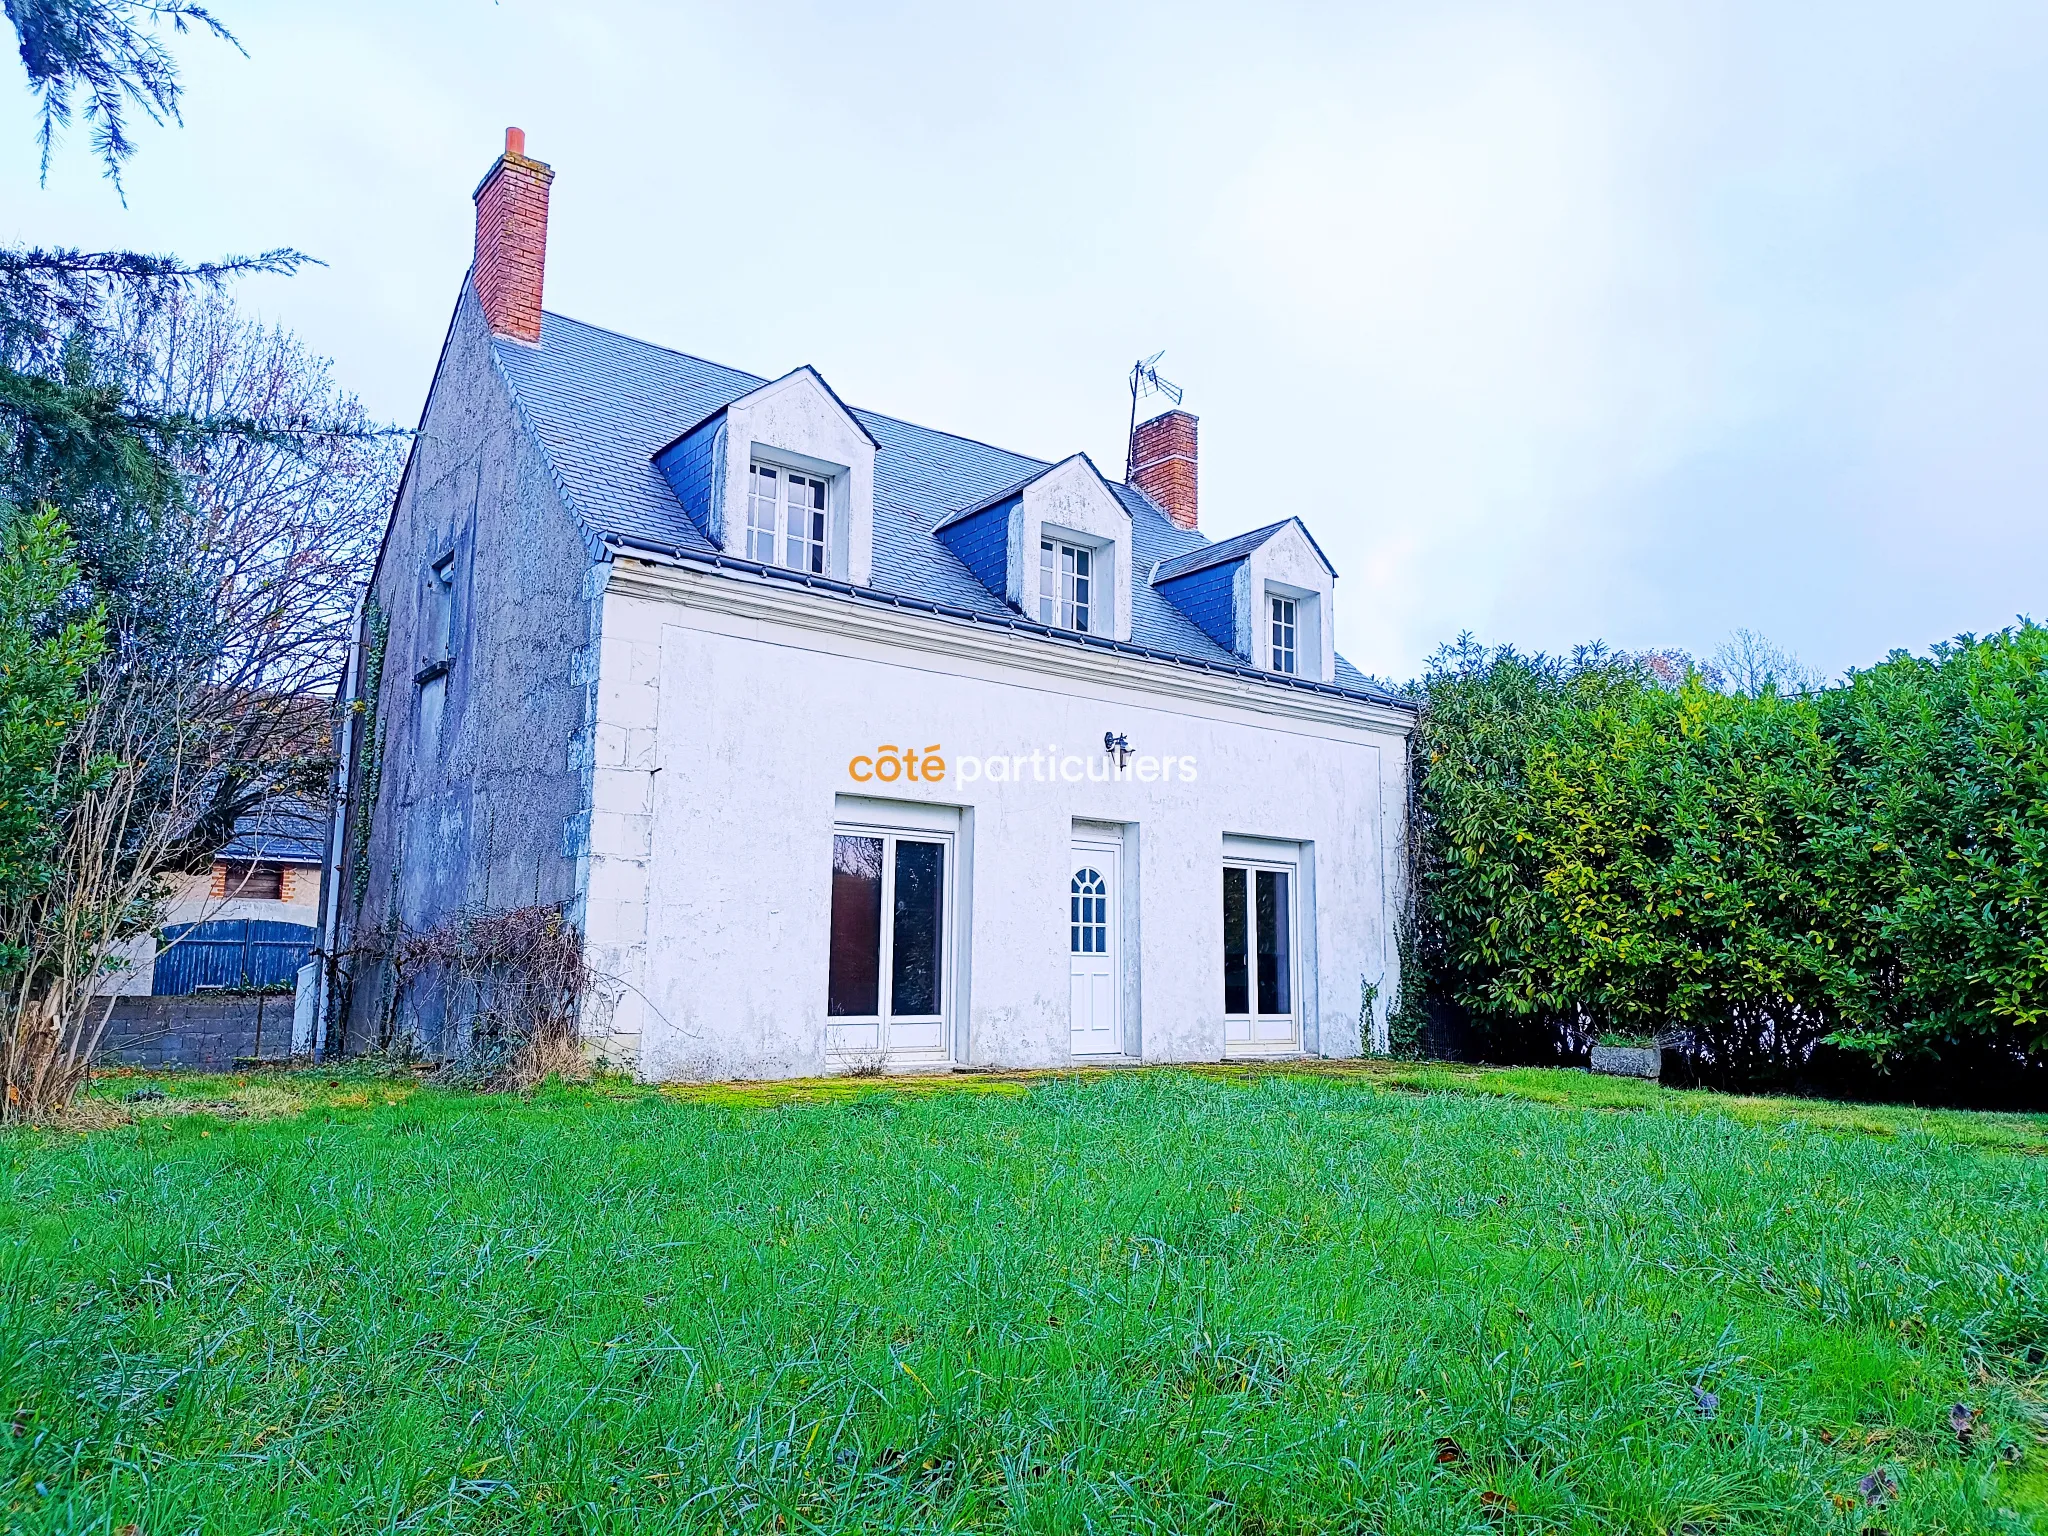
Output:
[[153, 920, 315, 995]]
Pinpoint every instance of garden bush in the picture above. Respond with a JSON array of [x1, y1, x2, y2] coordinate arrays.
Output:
[[1404, 625, 2048, 1101]]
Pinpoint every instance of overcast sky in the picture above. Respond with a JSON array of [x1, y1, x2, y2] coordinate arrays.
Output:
[[5, 1, 2043, 682]]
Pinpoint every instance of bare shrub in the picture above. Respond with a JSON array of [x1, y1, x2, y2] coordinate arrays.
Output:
[[350, 905, 606, 1092], [836, 1047, 889, 1079], [1, 287, 397, 1122], [3, 665, 181, 1122]]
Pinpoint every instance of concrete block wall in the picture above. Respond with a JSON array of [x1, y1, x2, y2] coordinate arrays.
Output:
[[97, 995, 296, 1069]]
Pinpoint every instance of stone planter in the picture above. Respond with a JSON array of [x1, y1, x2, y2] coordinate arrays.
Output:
[[1589, 1043, 1662, 1080]]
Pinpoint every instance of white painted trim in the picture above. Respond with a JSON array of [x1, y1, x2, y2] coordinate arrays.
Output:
[[1067, 833, 1125, 1058], [837, 794, 963, 836], [603, 560, 1413, 737], [1221, 844, 1307, 1058], [1222, 832, 1308, 862], [825, 811, 959, 1067]]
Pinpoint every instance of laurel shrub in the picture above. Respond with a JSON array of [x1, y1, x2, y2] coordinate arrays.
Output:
[[1407, 624, 2048, 1091]]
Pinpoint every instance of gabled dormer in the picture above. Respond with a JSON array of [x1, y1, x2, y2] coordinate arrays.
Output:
[[933, 454, 1133, 644], [653, 366, 880, 586], [1151, 518, 1337, 682]]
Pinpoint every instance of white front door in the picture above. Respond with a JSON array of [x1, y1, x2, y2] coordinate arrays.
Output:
[[1069, 842, 1121, 1056]]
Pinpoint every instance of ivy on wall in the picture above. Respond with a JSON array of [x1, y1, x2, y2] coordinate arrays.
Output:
[[348, 600, 389, 909]]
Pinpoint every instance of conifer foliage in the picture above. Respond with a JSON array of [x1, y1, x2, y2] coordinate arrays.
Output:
[[5, 0, 236, 189], [1, 2, 398, 1118]]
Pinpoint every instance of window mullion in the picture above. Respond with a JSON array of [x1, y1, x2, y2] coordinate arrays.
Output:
[[877, 835, 897, 1027]]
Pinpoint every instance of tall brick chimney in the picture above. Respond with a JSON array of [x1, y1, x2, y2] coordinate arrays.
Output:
[[472, 127, 553, 344], [1129, 409, 1199, 530]]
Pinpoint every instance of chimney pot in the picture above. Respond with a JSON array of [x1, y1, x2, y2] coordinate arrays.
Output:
[[472, 130, 554, 343], [1129, 409, 1200, 531]]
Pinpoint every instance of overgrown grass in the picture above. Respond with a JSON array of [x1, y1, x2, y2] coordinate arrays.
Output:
[[4, 1063, 2045, 1532]]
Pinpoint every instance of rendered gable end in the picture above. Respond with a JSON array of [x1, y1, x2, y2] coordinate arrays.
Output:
[[333, 282, 606, 1056]]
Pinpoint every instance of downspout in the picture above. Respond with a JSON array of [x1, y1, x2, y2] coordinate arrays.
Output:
[[313, 593, 367, 1060]]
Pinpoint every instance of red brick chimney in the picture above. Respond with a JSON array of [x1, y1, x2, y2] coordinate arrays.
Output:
[[472, 127, 553, 344], [1129, 409, 1199, 530]]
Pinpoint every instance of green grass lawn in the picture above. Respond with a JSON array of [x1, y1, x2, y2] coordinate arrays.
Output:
[[4, 1063, 2046, 1534]]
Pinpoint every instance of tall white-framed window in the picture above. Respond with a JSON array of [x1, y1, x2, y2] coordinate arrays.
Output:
[[1222, 859, 1298, 1051], [827, 823, 953, 1061], [1039, 539, 1092, 631], [1270, 595, 1297, 675], [747, 460, 829, 575]]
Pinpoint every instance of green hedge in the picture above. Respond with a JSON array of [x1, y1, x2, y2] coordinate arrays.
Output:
[[1403, 624, 2048, 1087]]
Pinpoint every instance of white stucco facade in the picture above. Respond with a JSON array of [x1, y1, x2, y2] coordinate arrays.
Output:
[[335, 142, 1421, 1077], [580, 558, 1410, 1081]]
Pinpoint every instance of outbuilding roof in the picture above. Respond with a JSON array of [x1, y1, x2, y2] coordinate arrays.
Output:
[[219, 796, 327, 865], [489, 311, 1394, 700]]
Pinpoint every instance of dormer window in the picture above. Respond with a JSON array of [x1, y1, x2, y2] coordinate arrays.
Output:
[[1039, 539, 1092, 632], [933, 454, 1132, 641], [655, 367, 879, 585], [1151, 518, 1337, 682], [1270, 595, 1297, 675], [747, 461, 829, 574]]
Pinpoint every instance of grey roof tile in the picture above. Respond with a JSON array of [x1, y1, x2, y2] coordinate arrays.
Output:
[[490, 312, 1392, 700], [1150, 517, 1339, 585], [220, 796, 328, 864]]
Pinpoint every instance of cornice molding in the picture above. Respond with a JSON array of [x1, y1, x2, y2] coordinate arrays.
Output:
[[603, 558, 1415, 736]]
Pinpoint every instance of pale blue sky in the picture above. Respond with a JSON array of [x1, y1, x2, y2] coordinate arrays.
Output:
[[5, 1, 2043, 681]]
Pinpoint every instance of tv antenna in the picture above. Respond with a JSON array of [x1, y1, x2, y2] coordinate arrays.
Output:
[[1125, 351, 1183, 478]]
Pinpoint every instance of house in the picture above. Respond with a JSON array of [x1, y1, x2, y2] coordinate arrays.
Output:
[[102, 796, 327, 998], [325, 130, 1416, 1079], [96, 796, 327, 1069]]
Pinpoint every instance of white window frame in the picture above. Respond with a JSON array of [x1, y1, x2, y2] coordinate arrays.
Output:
[[1067, 832, 1127, 1059], [826, 819, 956, 1064], [1038, 538, 1093, 632], [1270, 594, 1297, 675], [746, 458, 830, 575], [1222, 855, 1300, 1054], [1070, 865, 1109, 955]]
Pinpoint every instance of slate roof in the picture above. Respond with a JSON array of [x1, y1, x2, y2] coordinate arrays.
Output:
[[1150, 518, 1337, 585], [490, 312, 1393, 700], [219, 796, 327, 864]]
